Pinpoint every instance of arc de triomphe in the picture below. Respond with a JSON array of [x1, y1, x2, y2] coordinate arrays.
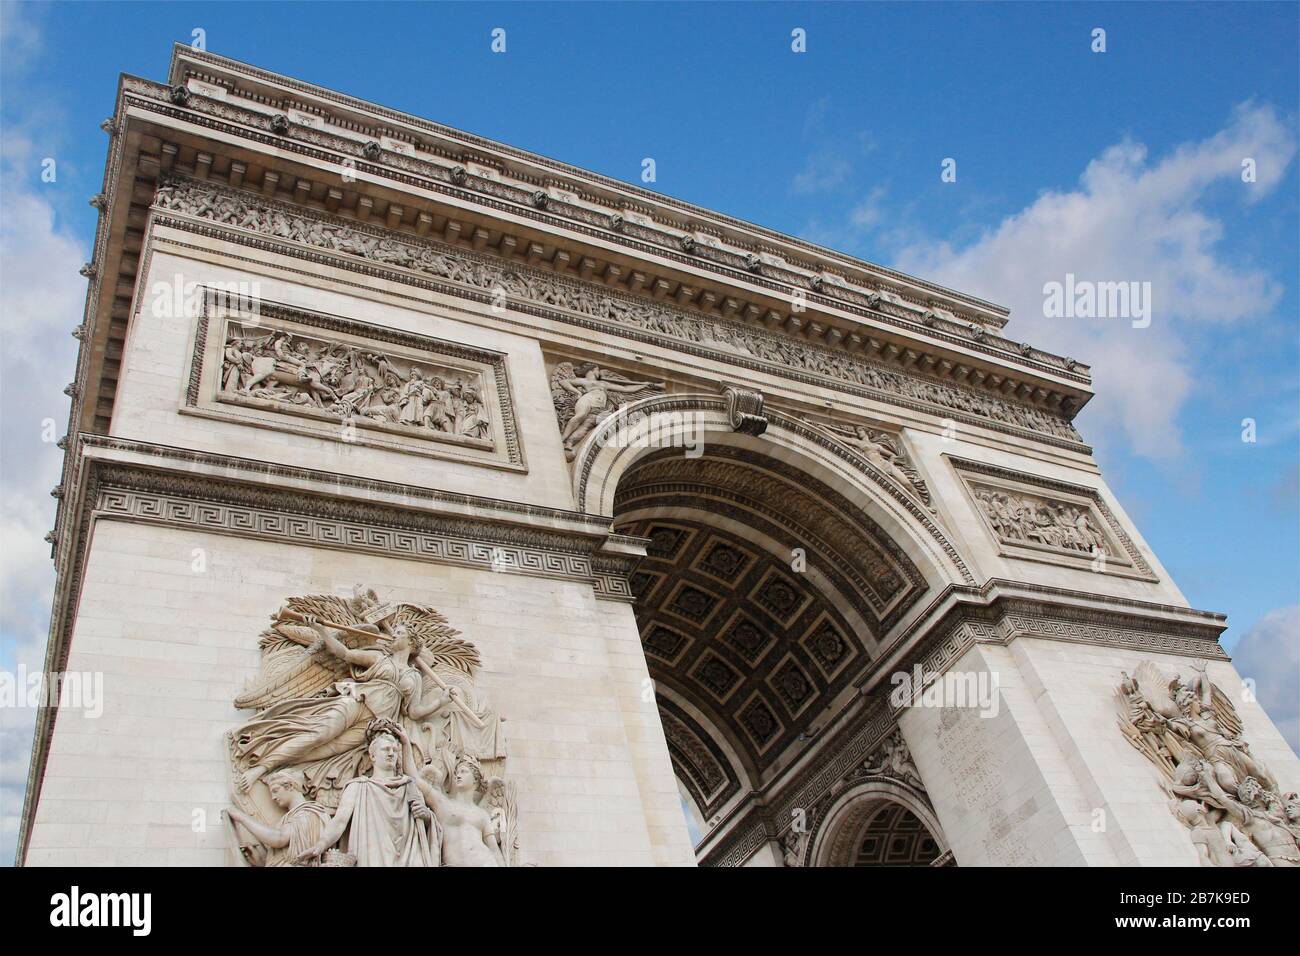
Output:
[[20, 46, 1299, 868]]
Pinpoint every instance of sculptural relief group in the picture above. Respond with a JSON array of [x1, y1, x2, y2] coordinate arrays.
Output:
[[549, 361, 666, 461], [153, 178, 1082, 443], [224, 588, 517, 867], [1118, 661, 1299, 866], [220, 323, 492, 443], [973, 486, 1112, 556]]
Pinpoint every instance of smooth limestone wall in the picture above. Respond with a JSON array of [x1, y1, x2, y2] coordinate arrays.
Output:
[[25, 520, 697, 866]]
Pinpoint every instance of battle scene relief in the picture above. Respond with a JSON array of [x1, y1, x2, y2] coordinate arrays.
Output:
[[220, 322, 494, 447]]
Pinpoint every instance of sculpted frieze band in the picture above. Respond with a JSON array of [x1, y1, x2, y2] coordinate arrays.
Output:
[[225, 587, 518, 867], [153, 179, 1084, 446]]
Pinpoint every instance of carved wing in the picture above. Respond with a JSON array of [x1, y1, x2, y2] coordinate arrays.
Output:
[[1116, 689, 1178, 781], [549, 361, 581, 427], [1115, 662, 1201, 781], [606, 381, 663, 409], [811, 419, 879, 458], [869, 429, 903, 457], [283, 592, 366, 628], [233, 593, 369, 710], [234, 649, 350, 711], [815, 419, 857, 442], [1210, 682, 1245, 740], [397, 603, 482, 675], [589, 368, 664, 407]]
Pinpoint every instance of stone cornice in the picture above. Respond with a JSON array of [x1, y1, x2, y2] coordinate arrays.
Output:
[[861, 579, 1229, 704], [79, 434, 613, 536], [166, 46, 1033, 336], [123, 63, 1096, 391]]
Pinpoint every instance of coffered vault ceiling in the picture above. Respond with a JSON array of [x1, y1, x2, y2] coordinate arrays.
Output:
[[613, 449, 929, 802]]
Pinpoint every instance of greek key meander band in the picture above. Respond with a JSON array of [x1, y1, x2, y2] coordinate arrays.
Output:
[[93, 483, 635, 602]]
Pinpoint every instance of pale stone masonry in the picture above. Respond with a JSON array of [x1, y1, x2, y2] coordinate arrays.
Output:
[[21, 45, 1299, 867]]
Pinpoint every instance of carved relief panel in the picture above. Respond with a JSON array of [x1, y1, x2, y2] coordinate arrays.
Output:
[[547, 358, 667, 461], [185, 292, 524, 470], [224, 587, 519, 867], [1117, 661, 1297, 867], [952, 458, 1156, 580]]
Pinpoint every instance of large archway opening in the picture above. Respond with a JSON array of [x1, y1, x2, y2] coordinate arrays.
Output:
[[808, 782, 951, 867], [611, 441, 931, 846], [577, 394, 971, 859]]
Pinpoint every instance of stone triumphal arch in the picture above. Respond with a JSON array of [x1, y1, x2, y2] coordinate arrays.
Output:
[[19, 46, 1299, 867]]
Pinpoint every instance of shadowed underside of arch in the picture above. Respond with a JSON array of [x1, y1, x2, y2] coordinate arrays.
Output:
[[574, 394, 975, 589], [850, 804, 942, 866], [810, 780, 950, 867], [614, 444, 931, 789]]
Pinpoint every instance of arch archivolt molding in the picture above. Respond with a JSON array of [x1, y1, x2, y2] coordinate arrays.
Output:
[[654, 685, 751, 822], [804, 778, 949, 868], [571, 392, 976, 590], [765, 721, 945, 868]]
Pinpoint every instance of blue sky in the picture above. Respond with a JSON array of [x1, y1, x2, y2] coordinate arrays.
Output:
[[2, 1, 1297, 858]]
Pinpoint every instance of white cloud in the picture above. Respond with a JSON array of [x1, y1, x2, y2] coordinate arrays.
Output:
[[793, 99, 878, 198], [793, 149, 853, 195], [895, 102, 1296, 459], [0, 117, 86, 863], [849, 184, 888, 230], [1229, 606, 1300, 756], [0, 3, 44, 71]]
